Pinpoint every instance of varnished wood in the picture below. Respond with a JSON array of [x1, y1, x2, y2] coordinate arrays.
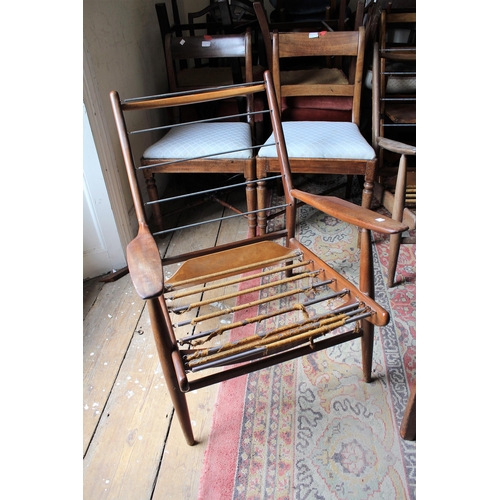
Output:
[[271, 29, 365, 123], [400, 381, 416, 440], [126, 223, 164, 300], [290, 190, 409, 234], [255, 27, 377, 235], [84, 190, 250, 498], [126, 31, 260, 236], [253, 1, 343, 70], [371, 6, 416, 287], [109, 75, 408, 447]]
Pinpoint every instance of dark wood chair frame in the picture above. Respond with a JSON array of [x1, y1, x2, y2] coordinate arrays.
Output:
[[110, 72, 408, 445]]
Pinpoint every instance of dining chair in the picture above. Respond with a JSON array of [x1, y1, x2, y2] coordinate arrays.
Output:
[[138, 31, 259, 236], [255, 27, 378, 235], [253, 1, 363, 78], [109, 72, 408, 444]]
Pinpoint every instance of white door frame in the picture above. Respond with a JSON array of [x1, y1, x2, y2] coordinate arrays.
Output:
[[83, 36, 133, 277]]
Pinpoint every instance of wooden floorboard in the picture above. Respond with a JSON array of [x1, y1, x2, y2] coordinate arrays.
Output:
[[83, 188, 249, 499]]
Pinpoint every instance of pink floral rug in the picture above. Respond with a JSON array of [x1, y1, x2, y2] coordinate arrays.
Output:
[[197, 176, 416, 499]]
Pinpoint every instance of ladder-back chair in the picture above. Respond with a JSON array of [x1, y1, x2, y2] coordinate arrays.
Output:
[[256, 27, 377, 235], [140, 31, 258, 236], [371, 8, 416, 287], [109, 72, 408, 445], [376, 8, 416, 148]]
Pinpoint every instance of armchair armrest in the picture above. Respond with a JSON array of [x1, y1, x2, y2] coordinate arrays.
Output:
[[126, 223, 164, 300], [290, 189, 408, 234], [377, 137, 416, 156]]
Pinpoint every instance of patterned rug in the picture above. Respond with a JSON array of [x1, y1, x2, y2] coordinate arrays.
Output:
[[197, 175, 416, 500]]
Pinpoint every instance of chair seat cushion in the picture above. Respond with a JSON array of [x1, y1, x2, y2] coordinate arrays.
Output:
[[258, 121, 375, 160], [280, 67, 348, 86], [365, 61, 416, 94], [143, 122, 253, 160], [282, 96, 353, 111]]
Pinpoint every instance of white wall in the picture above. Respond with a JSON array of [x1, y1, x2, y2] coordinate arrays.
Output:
[[83, 0, 170, 223]]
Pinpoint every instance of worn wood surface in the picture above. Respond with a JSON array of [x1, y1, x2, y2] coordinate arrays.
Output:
[[83, 188, 249, 499]]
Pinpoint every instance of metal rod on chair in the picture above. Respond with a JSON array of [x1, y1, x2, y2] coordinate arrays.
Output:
[[382, 71, 416, 76], [152, 204, 290, 237], [173, 279, 335, 328], [167, 259, 313, 301], [190, 347, 267, 372], [170, 270, 322, 314], [122, 80, 266, 103], [147, 174, 283, 206], [185, 307, 372, 370], [381, 48, 415, 52], [179, 291, 353, 346], [138, 142, 277, 171], [129, 110, 271, 135], [166, 250, 303, 291]]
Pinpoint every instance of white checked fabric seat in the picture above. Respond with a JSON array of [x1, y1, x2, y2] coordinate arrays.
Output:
[[258, 122, 375, 160], [138, 31, 259, 237], [364, 61, 416, 94], [143, 122, 254, 160], [255, 27, 378, 235]]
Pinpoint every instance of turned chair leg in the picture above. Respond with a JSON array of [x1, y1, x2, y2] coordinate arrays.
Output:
[[143, 171, 164, 234], [387, 154, 407, 287], [256, 178, 268, 236], [245, 176, 257, 238]]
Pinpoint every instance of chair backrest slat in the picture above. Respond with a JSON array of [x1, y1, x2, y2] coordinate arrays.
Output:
[[272, 28, 365, 124]]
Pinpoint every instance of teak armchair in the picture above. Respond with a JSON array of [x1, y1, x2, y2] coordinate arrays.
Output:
[[139, 31, 259, 236], [110, 72, 408, 445], [256, 27, 377, 235]]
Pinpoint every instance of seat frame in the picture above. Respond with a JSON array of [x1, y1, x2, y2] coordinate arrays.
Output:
[[110, 72, 408, 445]]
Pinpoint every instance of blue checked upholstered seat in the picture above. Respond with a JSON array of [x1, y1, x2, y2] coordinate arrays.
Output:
[[140, 31, 259, 236], [255, 28, 377, 235]]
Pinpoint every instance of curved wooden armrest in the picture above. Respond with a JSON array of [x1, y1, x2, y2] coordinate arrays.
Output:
[[290, 189, 408, 234], [377, 137, 416, 156], [126, 223, 164, 300]]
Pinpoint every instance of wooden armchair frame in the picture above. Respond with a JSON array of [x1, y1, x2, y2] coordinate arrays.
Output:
[[110, 72, 408, 445]]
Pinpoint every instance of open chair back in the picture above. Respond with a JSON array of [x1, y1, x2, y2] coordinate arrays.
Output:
[[374, 10, 416, 144], [272, 27, 366, 125], [109, 72, 407, 445], [165, 30, 253, 93], [138, 30, 260, 236]]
